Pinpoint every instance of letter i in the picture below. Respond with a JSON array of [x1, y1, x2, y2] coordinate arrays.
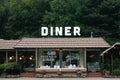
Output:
[[50, 27, 53, 36]]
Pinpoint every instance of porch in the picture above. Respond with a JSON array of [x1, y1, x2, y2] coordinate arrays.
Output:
[[101, 43, 120, 77]]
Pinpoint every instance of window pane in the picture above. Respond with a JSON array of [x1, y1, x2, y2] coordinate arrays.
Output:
[[42, 50, 59, 68], [62, 51, 80, 68]]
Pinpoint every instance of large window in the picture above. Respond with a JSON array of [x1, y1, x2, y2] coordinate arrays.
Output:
[[0, 51, 6, 64], [18, 51, 35, 68], [41, 50, 59, 68], [62, 51, 80, 68], [41, 50, 80, 68]]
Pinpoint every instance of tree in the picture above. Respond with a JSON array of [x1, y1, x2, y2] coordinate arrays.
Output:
[[4, 0, 50, 39]]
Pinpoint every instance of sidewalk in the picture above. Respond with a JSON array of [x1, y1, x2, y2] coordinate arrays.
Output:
[[0, 78, 120, 80]]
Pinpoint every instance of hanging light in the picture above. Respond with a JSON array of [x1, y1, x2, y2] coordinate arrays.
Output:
[[29, 57, 32, 60], [9, 57, 12, 60], [19, 57, 22, 60]]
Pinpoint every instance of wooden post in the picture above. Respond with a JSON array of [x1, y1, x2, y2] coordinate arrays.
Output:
[[6, 51, 8, 63], [102, 55, 104, 74], [35, 48, 38, 68], [59, 49, 62, 68], [111, 54, 113, 73], [84, 48, 86, 68], [16, 49, 18, 62]]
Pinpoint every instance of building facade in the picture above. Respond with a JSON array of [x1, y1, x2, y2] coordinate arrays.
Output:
[[0, 38, 110, 75]]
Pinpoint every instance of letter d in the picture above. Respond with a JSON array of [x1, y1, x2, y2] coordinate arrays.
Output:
[[41, 27, 48, 36]]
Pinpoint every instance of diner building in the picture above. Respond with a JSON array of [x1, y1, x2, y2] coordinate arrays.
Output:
[[0, 37, 110, 77]]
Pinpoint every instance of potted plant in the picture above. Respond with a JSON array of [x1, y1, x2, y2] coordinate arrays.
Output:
[[40, 70, 46, 77], [57, 70, 62, 77], [103, 69, 110, 77], [76, 70, 81, 77]]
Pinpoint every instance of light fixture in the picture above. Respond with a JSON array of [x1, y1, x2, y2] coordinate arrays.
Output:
[[29, 57, 32, 60], [9, 57, 12, 60], [19, 57, 22, 60]]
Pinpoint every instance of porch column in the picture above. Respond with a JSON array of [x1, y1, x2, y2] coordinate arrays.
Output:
[[102, 55, 104, 72], [35, 48, 38, 68], [6, 51, 8, 63], [59, 49, 63, 68], [84, 48, 86, 68], [111, 54, 113, 73], [16, 50, 18, 62]]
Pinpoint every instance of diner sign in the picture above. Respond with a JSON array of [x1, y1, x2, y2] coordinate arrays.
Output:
[[40, 26, 81, 36]]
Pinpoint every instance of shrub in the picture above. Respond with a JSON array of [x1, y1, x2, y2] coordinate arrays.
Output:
[[5, 62, 20, 75], [113, 58, 120, 69], [0, 62, 21, 75], [0, 64, 5, 75], [112, 69, 120, 76]]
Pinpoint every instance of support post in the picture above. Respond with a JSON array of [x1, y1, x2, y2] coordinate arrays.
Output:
[[59, 49, 62, 68], [35, 48, 38, 68], [84, 48, 86, 68], [102, 55, 104, 74], [16, 49, 18, 62], [111, 54, 113, 73], [6, 51, 8, 63]]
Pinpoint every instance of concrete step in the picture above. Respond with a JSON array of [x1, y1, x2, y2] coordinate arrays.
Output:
[[20, 72, 35, 77], [87, 72, 102, 77]]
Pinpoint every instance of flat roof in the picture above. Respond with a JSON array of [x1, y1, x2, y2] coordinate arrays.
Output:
[[14, 37, 110, 48]]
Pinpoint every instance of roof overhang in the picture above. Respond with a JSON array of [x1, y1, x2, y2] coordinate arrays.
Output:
[[101, 42, 120, 56], [14, 37, 110, 49]]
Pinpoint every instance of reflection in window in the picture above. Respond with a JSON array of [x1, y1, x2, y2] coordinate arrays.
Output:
[[41, 50, 80, 68], [63, 51, 80, 68], [42, 50, 59, 68]]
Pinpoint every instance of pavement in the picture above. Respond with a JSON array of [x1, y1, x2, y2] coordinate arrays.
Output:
[[0, 78, 120, 80]]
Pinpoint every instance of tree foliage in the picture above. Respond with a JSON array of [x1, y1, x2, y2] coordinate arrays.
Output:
[[0, 0, 120, 44]]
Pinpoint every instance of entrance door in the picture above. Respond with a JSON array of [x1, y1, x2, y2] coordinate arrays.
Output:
[[86, 51, 100, 72]]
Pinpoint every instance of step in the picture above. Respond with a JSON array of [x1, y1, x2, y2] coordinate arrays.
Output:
[[87, 72, 102, 77], [20, 72, 35, 77]]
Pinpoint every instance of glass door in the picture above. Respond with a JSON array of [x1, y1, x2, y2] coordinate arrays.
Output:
[[86, 51, 100, 72]]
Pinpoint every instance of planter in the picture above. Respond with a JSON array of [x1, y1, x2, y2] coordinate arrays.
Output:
[[104, 71, 110, 77]]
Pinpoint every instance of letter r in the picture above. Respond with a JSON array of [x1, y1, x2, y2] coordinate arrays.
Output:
[[74, 26, 81, 36]]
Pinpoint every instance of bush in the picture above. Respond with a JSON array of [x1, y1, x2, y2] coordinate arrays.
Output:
[[5, 62, 20, 75], [0, 64, 5, 75], [0, 62, 21, 75], [112, 69, 120, 76], [113, 58, 120, 69]]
